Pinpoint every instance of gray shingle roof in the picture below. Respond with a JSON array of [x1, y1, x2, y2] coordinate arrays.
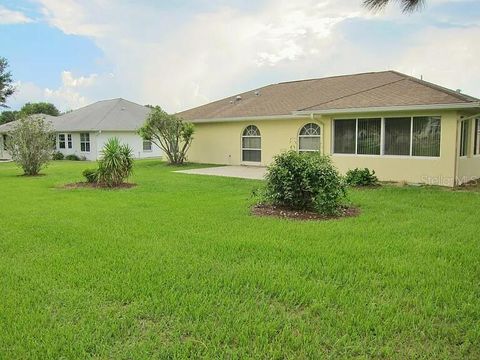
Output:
[[0, 98, 151, 133], [54, 98, 151, 131], [177, 71, 480, 121], [0, 114, 57, 133]]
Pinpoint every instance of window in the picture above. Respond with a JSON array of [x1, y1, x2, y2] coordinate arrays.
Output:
[[412, 116, 441, 157], [357, 118, 381, 155], [242, 125, 261, 162], [333, 119, 356, 154], [80, 133, 90, 152], [58, 133, 72, 149], [58, 134, 66, 149], [460, 120, 469, 157], [384, 117, 411, 156], [475, 119, 480, 156], [298, 123, 321, 152], [143, 140, 152, 152], [333, 116, 442, 157], [2, 134, 7, 151]]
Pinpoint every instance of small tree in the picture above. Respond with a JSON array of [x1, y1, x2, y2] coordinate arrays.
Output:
[[96, 137, 134, 187], [138, 106, 194, 165], [0, 57, 15, 108], [6, 115, 54, 176]]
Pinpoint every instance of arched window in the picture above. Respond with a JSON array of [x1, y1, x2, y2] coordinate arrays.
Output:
[[298, 123, 321, 152], [242, 125, 261, 162]]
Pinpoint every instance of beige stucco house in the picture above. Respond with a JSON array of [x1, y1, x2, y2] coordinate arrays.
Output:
[[178, 71, 480, 186]]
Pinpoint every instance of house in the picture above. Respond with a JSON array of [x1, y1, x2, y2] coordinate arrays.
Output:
[[0, 98, 162, 161], [178, 71, 480, 186]]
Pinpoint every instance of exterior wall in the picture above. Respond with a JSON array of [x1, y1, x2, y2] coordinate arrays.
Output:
[[189, 110, 460, 186], [55, 131, 162, 160], [457, 117, 480, 184], [95, 131, 162, 160], [0, 134, 11, 160]]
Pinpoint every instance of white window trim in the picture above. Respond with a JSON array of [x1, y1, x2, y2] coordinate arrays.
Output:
[[459, 119, 469, 158], [80, 133, 91, 153], [474, 118, 480, 157], [143, 140, 153, 152], [241, 125, 261, 163], [332, 115, 442, 158], [298, 122, 323, 153], [58, 133, 73, 150]]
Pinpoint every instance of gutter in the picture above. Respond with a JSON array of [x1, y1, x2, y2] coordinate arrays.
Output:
[[293, 102, 480, 116], [189, 102, 480, 123]]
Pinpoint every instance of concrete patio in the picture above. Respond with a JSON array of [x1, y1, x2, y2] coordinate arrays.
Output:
[[175, 165, 266, 180]]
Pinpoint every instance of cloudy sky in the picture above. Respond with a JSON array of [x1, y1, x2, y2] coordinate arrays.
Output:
[[1, 0, 479, 113]]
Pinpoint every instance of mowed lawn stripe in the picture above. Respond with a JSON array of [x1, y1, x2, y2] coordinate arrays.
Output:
[[0, 159, 479, 358]]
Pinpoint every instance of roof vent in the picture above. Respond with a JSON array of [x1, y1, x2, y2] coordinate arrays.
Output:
[[254, 91, 260, 96], [229, 100, 234, 104], [235, 95, 242, 101], [456, 89, 462, 93], [121, 107, 126, 111]]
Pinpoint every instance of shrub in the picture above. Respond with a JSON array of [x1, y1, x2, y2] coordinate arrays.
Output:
[[264, 150, 347, 215], [97, 137, 134, 187], [82, 168, 98, 183], [345, 168, 378, 187], [65, 154, 81, 161], [6, 115, 54, 175], [52, 151, 64, 160]]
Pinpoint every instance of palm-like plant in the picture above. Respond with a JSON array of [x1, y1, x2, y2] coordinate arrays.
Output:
[[97, 137, 134, 187], [363, 0, 425, 12]]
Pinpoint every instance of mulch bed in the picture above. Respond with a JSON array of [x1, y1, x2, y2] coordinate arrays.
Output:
[[63, 182, 137, 190], [251, 204, 360, 221]]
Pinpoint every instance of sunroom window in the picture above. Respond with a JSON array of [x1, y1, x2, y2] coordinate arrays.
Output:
[[298, 123, 321, 152], [460, 120, 469, 157], [333, 116, 441, 157], [475, 119, 480, 156]]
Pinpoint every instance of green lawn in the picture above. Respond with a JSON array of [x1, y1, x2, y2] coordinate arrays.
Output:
[[1, 159, 479, 359]]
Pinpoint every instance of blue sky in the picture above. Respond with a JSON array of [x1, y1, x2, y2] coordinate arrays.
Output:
[[1, 0, 479, 112]]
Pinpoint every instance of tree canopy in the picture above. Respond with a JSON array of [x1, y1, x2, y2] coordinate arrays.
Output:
[[0, 57, 15, 108], [19, 102, 60, 117], [138, 106, 194, 165], [363, 0, 425, 12]]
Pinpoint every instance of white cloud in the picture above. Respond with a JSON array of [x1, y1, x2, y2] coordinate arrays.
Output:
[[9, 71, 99, 112], [25, 0, 480, 113], [0, 5, 33, 24]]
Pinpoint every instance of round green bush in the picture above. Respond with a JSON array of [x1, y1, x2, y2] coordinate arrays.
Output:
[[82, 168, 98, 183], [65, 154, 81, 161], [52, 151, 64, 160], [264, 150, 347, 215], [345, 168, 378, 187]]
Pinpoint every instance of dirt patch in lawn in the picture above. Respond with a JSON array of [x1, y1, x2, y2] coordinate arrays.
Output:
[[251, 204, 360, 221], [455, 178, 480, 192], [63, 182, 137, 190]]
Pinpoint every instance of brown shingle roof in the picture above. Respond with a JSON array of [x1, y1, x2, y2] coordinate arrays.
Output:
[[177, 71, 479, 121]]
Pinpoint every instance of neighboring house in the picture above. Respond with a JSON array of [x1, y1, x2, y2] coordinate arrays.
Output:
[[178, 71, 480, 186], [0, 98, 161, 161]]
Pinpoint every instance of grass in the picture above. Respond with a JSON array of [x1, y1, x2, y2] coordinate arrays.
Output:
[[1, 159, 479, 359]]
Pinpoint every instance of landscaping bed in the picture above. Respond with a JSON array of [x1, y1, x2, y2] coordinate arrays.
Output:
[[252, 204, 360, 221]]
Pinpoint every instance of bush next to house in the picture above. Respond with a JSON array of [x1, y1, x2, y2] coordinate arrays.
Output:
[[263, 150, 347, 215], [95, 137, 134, 187], [6, 115, 54, 176], [65, 154, 81, 161], [345, 168, 379, 187], [52, 151, 64, 160]]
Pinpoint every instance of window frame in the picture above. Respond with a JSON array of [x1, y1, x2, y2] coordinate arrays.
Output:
[[474, 118, 480, 156], [58, 133, 73, 150], [80, 133, 91, 153], [459, 119, 469, 158], [298, 123, 322, 153], [332, 116, 442, 159], [241, 125, 261, 163], [143, 139, 153, 152]]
